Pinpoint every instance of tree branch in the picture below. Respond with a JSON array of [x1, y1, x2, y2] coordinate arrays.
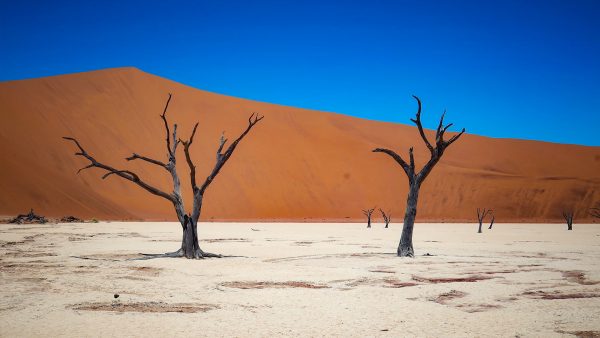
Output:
[[372, 148, 411, 177], [477, 208, 493, 221], [160, 93, 173, 157], [170, 124, 180, 158], [63, 137, 175, 203], [180, 122, 199, 190], [216, 132, 227, 162], [445, 128, 466, 146], [409, 95, 434, 154], [435, 109, 446, 141], [409, 147, 415, 172], [198, 113, 264, 195], [126, 153, 167, 168]]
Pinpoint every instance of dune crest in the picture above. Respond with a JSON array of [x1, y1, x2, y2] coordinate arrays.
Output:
[[0, 67, 598, 222]]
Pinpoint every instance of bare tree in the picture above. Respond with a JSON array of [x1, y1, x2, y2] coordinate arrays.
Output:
[[373, 96, 465, 257], [488, 213, 495, 230], [477, 208, 493, 233], [590, 207, 600, 219], [363, 208, 375, 228], [562, 211, 574, 230], [9, 209, 47, 224], [64, 94, 263, 259], [379, 208, 391, 228]]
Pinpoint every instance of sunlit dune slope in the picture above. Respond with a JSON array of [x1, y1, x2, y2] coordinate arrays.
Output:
[[0, 68, 598, 222]]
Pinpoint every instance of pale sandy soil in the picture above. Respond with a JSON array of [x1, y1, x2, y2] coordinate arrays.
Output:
[[1, 222, 599, 337]]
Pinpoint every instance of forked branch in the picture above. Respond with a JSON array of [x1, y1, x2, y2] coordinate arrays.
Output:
[[476, 208, 493, 233], [198, 113, 264, 195], [180, 122, 199, 190], [363, 207, 375, 228], [372, 148, 412, 177], [373, 95, 465, 184], [409, 95, 434, 154], [62, 137, 174, 203], [477, 208, 493, 221], [379, 208, 391, 228]]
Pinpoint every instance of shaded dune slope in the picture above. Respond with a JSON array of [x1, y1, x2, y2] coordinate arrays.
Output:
[[0, 68, 598, 222]]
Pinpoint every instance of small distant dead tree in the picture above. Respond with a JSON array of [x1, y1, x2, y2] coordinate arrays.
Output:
[[590, 207, 600, 219], [477, 208, 493, 233], [488, 213, 495, 229], [562, 211, 574, 230], [64, 94, 263, 259], [373, 95, 465, 257], [379, 208, 391, 228], [363, 208, 375, 228], [9, 209, 47, 224], [60, 215, 83, 223]]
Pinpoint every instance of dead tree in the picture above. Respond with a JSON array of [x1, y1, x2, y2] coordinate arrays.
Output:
[[488, 214, 495, 229], [477, 208, 493, 233], [9, 209, 47, 224], [373, 95, 465, 257], [363, 208, 375, 228], [562, 211, 574, 230], [60, 215, 83, 223], [64, 94, 263, 259], [590, 208, 600, 219], [379, 208, 391, 228]]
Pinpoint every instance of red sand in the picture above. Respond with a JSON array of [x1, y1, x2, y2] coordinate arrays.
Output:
[[0, 67, 598, 222]]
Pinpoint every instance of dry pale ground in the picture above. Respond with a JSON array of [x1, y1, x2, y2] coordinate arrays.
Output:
[[0, 222, 599, 337]]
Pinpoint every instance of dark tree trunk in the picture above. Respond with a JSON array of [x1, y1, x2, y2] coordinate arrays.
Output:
[[182, 215, 197, 258], [476, 208, 492, 233], [180, 216, 212, 259], [362, 208, 375, 229], [563, 211, 574, 231], [488, 216, 495, 229], [379, 208, 391, 228], [398, 182, 419, 257]]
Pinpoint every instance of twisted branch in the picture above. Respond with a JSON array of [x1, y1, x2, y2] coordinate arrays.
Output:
[[198, 113, 264, 195], [373, 95, 466, 184], [160, 93, 173, 157], [62, 137, 174, 203], [180, 122, 199, 190]]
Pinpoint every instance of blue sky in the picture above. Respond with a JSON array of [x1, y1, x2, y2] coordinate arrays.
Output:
[[1, 0, 599, 146]]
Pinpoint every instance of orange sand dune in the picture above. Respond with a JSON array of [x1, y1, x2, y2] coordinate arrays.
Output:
[[0, 68, 598, 222]]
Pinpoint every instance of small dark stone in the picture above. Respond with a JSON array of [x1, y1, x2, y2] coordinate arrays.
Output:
[[114, 294, 119, 299]]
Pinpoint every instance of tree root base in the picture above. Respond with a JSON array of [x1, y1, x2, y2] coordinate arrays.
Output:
[[168, 248, 223, 259], [138, 248, 223, 260], [397, 247, 415, 258]]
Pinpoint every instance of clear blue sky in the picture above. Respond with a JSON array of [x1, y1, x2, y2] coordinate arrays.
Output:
[[1, 0, 599, 146]]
